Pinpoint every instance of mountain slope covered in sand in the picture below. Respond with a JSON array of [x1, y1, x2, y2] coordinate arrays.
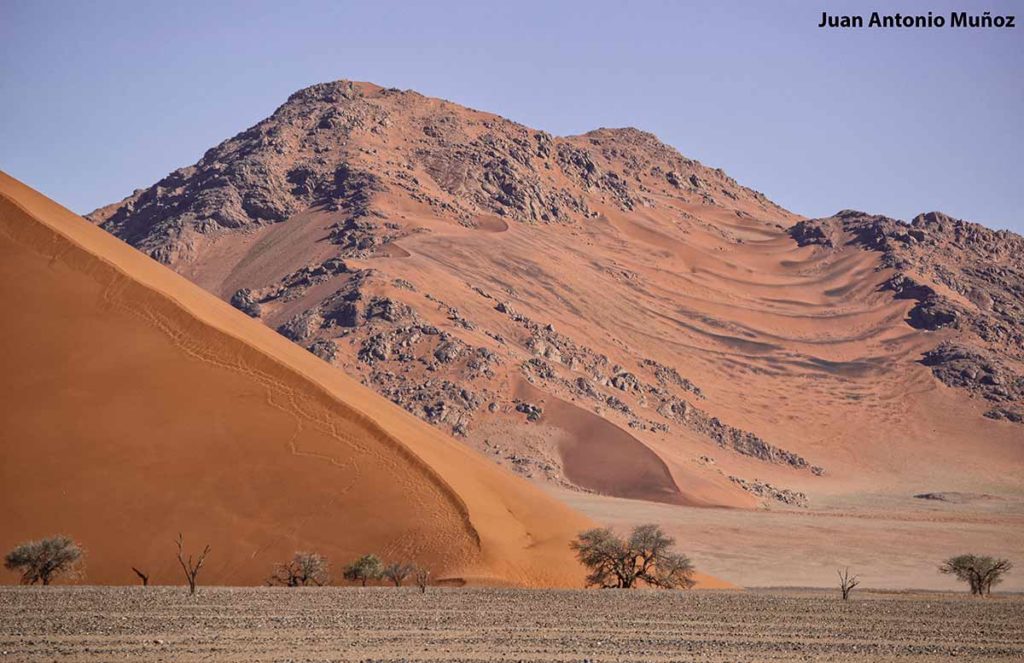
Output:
[[0, 171, 603, 587], [88, 81, 1024, 516]]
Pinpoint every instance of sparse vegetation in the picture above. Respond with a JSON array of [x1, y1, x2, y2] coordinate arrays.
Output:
[[175, 533, 211, 595], [343, 554, 382, 587], [414, 566, 431, 593], [570, 524, 695, 589], [940, 554, 1013, 596], [3, 536, 82, 585], [268, 552, 329, 587], [382, 561, 415, 587], [837, 567, 859, 600]]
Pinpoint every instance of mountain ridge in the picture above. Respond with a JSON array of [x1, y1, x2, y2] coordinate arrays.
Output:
[[86, 79, 1024, 516], [87, 80, 793, 261]]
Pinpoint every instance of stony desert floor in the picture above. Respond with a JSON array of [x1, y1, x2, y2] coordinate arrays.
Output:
[[1, 587, 1022, 662], [560, 489, 1024, 591]]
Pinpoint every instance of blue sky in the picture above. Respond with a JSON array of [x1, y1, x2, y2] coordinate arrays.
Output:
[[1, 0, 1021, 232]]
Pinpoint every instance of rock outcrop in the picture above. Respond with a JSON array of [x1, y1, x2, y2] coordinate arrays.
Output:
[[791, 210, 1024, 423]]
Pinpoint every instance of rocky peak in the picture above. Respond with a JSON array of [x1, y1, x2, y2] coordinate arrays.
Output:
[[89, 79, 783, 263]]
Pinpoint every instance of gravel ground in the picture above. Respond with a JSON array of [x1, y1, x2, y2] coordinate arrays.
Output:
[[1, 586, 1022, 662]]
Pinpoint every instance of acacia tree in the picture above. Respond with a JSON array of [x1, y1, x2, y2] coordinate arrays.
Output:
[[268, 552, 329, 587], [4, 536, 82, 585], [940, 555, 1013, 596], [837, 568, 859, 600], [176, 533, 211, 595], [343, 554, 382, 586], [570, 524, 695, 589], [382, 562, 415, 587]]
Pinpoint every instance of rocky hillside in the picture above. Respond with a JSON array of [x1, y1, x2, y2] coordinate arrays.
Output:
[[92, 81, 784, 263], [791, 211, 1024, 423], [90, 80, 1024, 510]]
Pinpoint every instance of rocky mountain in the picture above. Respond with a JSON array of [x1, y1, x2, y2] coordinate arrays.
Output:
[[89, 80, 1023, 512]]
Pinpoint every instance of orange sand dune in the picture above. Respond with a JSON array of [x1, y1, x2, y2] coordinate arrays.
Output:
[[0, 171, 604, 587]]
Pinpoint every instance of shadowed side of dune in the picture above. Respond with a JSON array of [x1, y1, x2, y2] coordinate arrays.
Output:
[[516, 382, 691, 506], [0, 172, 594, 588]]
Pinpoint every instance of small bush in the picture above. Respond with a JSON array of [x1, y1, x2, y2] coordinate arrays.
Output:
[[343, 554, 382, 586], [269, 552, 329, 587], [4, 536, 83, 585], [383, 562, 415, 587]]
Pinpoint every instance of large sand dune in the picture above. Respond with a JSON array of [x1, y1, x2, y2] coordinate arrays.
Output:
[[0, 171, 598, 587]]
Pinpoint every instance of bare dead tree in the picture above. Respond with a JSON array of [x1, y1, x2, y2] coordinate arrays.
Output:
[[175, 533, 211, 595], [132, 567, 150, 586], [838, 567, 859, 600], [414, 566, 430, 593], [382, 562, 415, 587]]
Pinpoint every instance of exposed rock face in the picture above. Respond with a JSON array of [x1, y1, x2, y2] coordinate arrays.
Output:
[[729, 476, 808, 508], [90, 81, 781, 259], [791, 210, 1024, 423], [515, 402, 543, 422], [93, 83, 396, 263], [921, 343, 1024, 403], [229, 288, 262, 318]]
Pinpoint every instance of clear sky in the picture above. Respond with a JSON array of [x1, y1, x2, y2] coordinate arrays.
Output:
[[2, 0, 1021, 232]]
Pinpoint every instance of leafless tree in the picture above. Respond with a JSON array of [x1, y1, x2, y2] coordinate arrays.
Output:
[[837, 567, 859, 600], [343, 554, 382, 586], [940, 555, 1013, 596], [175, 533, 211, 595], [570, 524, 695, 589], [268, 552, 329, 587], [414, 566, 430, 593], [132, 567, 150, 586], [383, 562, 415, 587], [4, 536, 82, 585]]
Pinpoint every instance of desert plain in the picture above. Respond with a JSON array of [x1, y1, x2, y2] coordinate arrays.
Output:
[[2, 586, 1023, 662]]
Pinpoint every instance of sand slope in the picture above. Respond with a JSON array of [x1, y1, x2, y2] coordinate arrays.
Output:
[[0, 171, 600, 587]]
